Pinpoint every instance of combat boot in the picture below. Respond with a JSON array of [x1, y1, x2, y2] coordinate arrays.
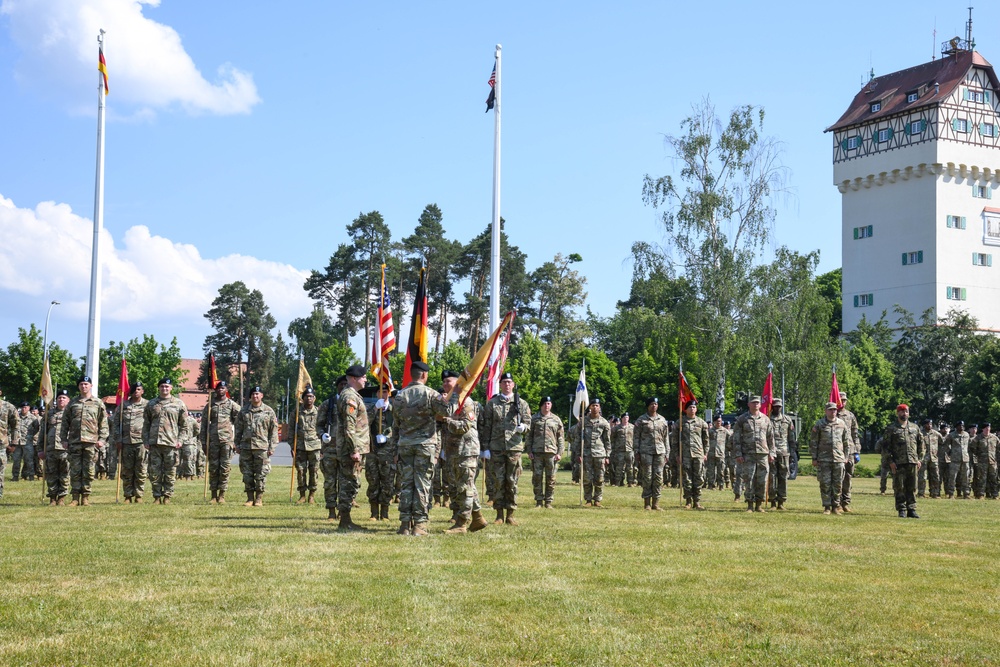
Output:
[[56, 496, 65, 506], [833, 506, 843, 515], [469, 510, 488, 532], [494, 508, 505, 525], [69, 493, 80, 507], [307, 492, 315, 504], [445, 516, 468, 534], [253, 492, 263, 507], [734, 492, 741, 502], [652, 498, 662, 511], [412, 522, 429, 536], [754, 501, 765, 513], [380, 503, 390, 520], [210, 489, 218, 504], [505, 508, 518, 526], [338, 510, 368, 532], [369, 502, 379, 522], [244, 492, 254, 507], [841, 504, 851, 513], [906, 509, 920, 519], [694, 501, 705, 511], [296, 490, 307, 504], [217, 491, 225, 504], [48, 498, 56, 506], [328, 508, 338, 522], [442, 495, 450, 507], [535, 501, 543, 509], [544, 501, 552, 509], [434, 495, 441, 507], [644, 497, 651, 511], [684, 498, 692, 510], [396, 521, 411, 535], [134, 496, 143, 504], [823, 507, 832, 515], [81, 495, 91, 507], [777, 500, 786, 511], [162, 497, 171, 505], [594, 500, 602, 508], [746, 501, 754, 513]]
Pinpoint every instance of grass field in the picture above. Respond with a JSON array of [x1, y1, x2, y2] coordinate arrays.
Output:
[[1, 456, 998, 666]]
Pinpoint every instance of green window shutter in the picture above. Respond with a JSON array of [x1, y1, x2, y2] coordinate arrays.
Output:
[[989, 255, 993, 267], [920, 119, 927, 132], [905, 123, 911, 134], [918, 250, 923, 263], [868, 293, 874, 305], [902, 253, 907, 265], [841, 138, 848, 151], [987, 91, 993, 104], [947, 215, 954, 228], [853, 295, 859, 307], [962, 288, 967, 300], [953, 118, 960, 131], [886, 128, 894, 141], [964, 88, 970, 101], [988, 188, 993, 200], [868, 224, 873, 236], [853, 227, 859, 239], [961, 216, 967, 229], [980, 123, 986, 135], [947, 287, 953, 299], [974, 184, 979, 197], [973, 252, 978, 265]]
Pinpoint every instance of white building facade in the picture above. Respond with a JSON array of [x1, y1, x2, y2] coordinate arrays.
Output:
[[828, 46, 1000, 333]]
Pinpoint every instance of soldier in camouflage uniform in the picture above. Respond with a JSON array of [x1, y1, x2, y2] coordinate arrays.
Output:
[[366, 384, 395, 521], [142, 378, 189, 504], [178, 413, 199, 480], [336, 365, 370, 531], [936, 422, 951, 497], [13, 402, 38, 481], [200, 381, 241, 504], [567, 421, 581, 485], [706, 416, 727, 491], [318, 375, 347, 519], [289, 386, 321, 505], [94, 434, 108, 480], [919, 418, 944, 498], [43, 390, 72, 504], [482, 372, 532, 525], [60, 376, 109, 506], [676, 399, 709, 510], [526, 395, 564, 508], [110, 382, 148, 502], [725, 421, 741, 499], [0, 388, 19, 499], [835, 393, 861, 511], [436, 377, 489, 534], [635, 397, 670, 510], [881, 404, 925, 518], [809, 402, 850, 514], [667, 423, 680, 488], [610, 413, 635, 487], [391, 361, 441, 536], [734, 395, 775, 513], [769, 399, 797, 510], [971, 422, 998, 500], [578, 399, 612, 507], [944, 420, 970, 499], [234, 385, 278, 506]]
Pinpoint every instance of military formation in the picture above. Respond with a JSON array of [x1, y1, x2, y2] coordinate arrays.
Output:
[[3, 369, 998, 531]]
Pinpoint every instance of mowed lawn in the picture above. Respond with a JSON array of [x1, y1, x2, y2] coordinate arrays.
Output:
[[1, 458, 998, 667]]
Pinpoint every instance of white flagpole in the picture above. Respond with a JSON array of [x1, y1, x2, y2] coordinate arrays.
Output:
[[86, 29, 108, 396], [489, 44, 502, 333]]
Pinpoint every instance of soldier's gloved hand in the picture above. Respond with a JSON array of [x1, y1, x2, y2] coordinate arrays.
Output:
[[375, 399, 387, 409], [515, 423, 528, 434], [481, 450, 491, 460], [321, 433, 331, 445], [375, 434, 387, 445], [854, 453, 860, 464]]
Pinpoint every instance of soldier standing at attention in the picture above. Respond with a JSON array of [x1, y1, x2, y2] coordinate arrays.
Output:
[[59, 376, 108, 506], [142, 378, 189, 504], [769, 399, 796, 511], [482, 372, 532, 525], [526, 396, 564, 508], [178, 413, 199, 480], [635, 397, 670, 511], [809, 401, 850, 514], [944, 420, 971, 499], [567, 421, 581, 485], [667, 422, 680, 488], [366, 383, 395, 521], [0, 387, 19, 499], [725, 421, 741, 499], [435, 376, 489, 534], [200, 381, 240, 504], [881, 404, 924, 518], [391, 361, 440, 536], [971, 422, 998, 500], [336, 365, 370, 531], [44, 390, 72, 504], [919, 418, 944, 499], [318, 375, 347, 520], [835, 392, 861, 512], [234, 385, 278, 507], [706, 415, 727, 491], [290, 386, 321, 505], [111, 382, 148, 502], [936, 422, 951, 498], [13, 401, 38, 482], [578, 398, 612, 507], [734, 395, 775, 513], [675, 399, 709, 510], [616, 413, 636, 487], [609, 413, 630, 487]]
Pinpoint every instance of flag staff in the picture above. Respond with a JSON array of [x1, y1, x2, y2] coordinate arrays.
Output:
[[289, 355, 304, 502], [115, 355, 125, 504], [85, 29, 108, 395], [580, 359, 586, 507], [489, 44, 502, 333], [678, 360, 684, 506], [203, 355, 213, 502]]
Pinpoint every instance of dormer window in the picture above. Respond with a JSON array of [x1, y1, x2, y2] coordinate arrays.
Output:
[[907, 91, 919, 103], [871, 101, 881, 113]]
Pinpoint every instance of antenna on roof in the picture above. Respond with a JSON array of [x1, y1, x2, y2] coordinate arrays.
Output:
[[932, 19, 937, 60]]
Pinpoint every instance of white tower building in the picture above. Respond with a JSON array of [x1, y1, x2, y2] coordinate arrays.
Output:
[[827, 38, 1000, 333]]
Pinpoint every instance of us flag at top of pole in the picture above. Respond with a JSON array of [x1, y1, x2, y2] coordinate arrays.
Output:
[[485, 63, 496, 112]]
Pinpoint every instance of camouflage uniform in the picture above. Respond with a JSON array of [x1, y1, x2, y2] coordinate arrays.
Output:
[[436, 394, 482, 522], [706, 425, 727, 490], [676, 414, 709, 506], [881, 419, 925, 514], [43, 404, 70, 500], [526, 411, 564, 506], [610, 421, 635, 486], [110, 397, 149, 500], [667, 427, 680, 488], [769, 412, 797, 507], [809, 415, 849, 510], [235, 401, 279, 499], [0, 399, 19, 498], [366, 401, 396, 514], [920, 427, 944, 498], [289, 403, 321, 497], [142, 394, 189, 501], [94, 438, 108, 479], [733, 411, 775, 509], [567, 423, 581, 484], [972, 432, 998, 499], [835, 407, 860, 509], [178, 417, 199, 478], [482, 392, 532, 513], [634, 411, 670, 505], [317, 396, 341, 512], [14, 409, 38, 481], [725, 427, 741, 497], [390, 381, 441, 528], [944, 430, 971, 498], [336, 386, 370, 514], [580, 414, 612, 505], [200, 395, 241, 496], [60, 394, 109, 500]]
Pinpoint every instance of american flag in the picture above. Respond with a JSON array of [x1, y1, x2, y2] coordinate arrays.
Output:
[[485, 63, 496, 112], [485, 322, 511, 400], [370, 264, 396, 389]]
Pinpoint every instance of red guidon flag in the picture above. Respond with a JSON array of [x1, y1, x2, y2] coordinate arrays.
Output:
[[830, 368, 843, 410], [116, 358, 130, 407], [761, 370, 774, 415], [678, 369, 696, 415]]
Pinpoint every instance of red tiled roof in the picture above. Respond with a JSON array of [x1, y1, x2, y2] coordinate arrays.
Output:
[[826, 50, 999, 132]]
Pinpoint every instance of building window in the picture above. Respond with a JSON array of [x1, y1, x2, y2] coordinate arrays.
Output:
[[907, 92, 919, 103], [946, 215, 967, 229], [853, 225, 873, 239], [953, 118, 969, 133], [877, 128, 892, 142], [946, 286, 968, 301], [853, 293, 874, 307], [846, 136, 861, 149], [973, 253, 993, 266], [902, 251, 924, 265], [871, 102, 881, 113], [985, 216, 1000, 245], [907, 120, 926, 135], [973, 184, 992, 199], [981, 123, 995, 137]]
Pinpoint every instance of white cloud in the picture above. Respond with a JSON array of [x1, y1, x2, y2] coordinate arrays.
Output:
[[1, 0, 260, 115], [0, 193, 312, 327]]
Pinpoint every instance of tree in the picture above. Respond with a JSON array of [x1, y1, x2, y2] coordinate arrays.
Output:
[[837, 332, 898, 435], [956, 337, 1000, 426], [312, 342, 360, 400], [529, 252, 589, 354], [505, 333, 559, 412], [642, 98, 790, 413], [0, 325, 81, 404], [551, 348, 627, 422], [203, 281, 277, 404], [815, 268, 842, 339], [401, 204, 462, 355], [98, 335, 185, 399], [287, 303, 337, 368]]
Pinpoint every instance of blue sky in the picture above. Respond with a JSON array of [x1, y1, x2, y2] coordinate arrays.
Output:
[[0, 0, 991, 365]]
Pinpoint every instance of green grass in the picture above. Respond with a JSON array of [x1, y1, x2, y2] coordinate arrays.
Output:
[[1, 467, 998, 666]]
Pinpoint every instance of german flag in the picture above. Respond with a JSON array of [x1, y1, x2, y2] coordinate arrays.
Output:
[[402, 266, 428, 386], [98, 43, 109, 96]]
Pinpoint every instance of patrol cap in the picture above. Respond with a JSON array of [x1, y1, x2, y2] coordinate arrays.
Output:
[[825, 401, 838, 410], [646, 397, 658, 407], [158, 377, 172, 386], [772, 398, 783, 408], [589, 398, 601, 406], [442, 370, 460, 380], [302, 386, 315, 397], [499, 371, 513, 382], [748, 395, 761, 404], [78, 375, 92, 385], [684, 399, 698, 410], [56, 388, 70, 397], [410, 361, 430, 374], [896, 403, 909, 411], [345, 364, 367, 378], [250, 385, 264, 393], [839, 391, 848, 400], [539, 395, 552, 406]]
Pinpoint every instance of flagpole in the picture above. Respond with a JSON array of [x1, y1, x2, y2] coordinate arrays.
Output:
[[203, 392, 212, 502], [289, 358, 303, 502], [40, 389, 48, 503], [85, 29, 108, 396], [679, 360, 683, 506], [115, 356, 124, 504], [489, 44, 502, 333], [580, 358, 585, 507]]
